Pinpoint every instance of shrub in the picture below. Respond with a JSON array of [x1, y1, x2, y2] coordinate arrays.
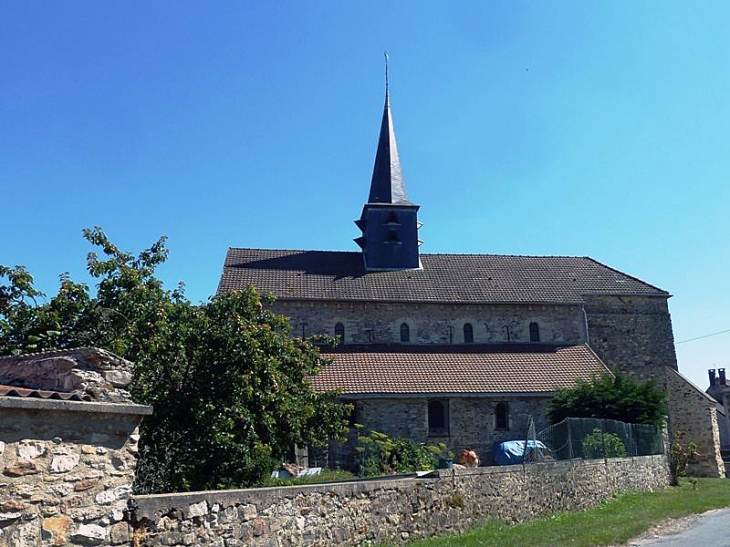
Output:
[[582, 429, 627, 459], [355, 428, 434, 476], [669, 432, 699, 486]]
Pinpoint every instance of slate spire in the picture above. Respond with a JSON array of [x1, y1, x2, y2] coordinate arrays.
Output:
[[368, 88, 410, 204], [355, 54, 422, 271]]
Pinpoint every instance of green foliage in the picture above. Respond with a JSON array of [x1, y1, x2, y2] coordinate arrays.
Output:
[[669, 431, 699, 486], [426, 442, 455, 459], [0, 228, 352, 493], [547, 372, 667, 426], [264, 468, 355, 487], [355, 428, 434, 476], [582, 428, 628, 459]]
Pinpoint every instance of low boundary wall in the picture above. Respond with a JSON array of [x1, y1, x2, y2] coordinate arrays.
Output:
[[131, 455, 669, 546]]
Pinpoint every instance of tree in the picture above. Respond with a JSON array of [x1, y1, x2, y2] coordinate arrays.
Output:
[[547, 372, 667, 426], [0, 228, 351, 493]]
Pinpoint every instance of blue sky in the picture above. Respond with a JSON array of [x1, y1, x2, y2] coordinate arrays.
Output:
[[1, 2, 728, 390]]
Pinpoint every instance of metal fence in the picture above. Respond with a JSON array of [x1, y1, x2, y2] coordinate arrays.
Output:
[[532, 417, 664, 462]]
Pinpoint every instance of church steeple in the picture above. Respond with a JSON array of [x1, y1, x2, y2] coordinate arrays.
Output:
[[355, 55, 422, 271], [367, 90, 409, 204]]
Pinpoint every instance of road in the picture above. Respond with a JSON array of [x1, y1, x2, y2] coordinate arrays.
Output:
[[625, 508, 730, 547]]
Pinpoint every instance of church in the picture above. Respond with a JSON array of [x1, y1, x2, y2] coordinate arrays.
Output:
[[217, 84, 724, 472]]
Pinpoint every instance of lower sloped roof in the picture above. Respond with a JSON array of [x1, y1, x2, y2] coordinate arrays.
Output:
[[312, 344, 610, 396]]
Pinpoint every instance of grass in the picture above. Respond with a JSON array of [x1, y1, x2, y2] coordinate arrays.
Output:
[[394, 478, 730, 547]]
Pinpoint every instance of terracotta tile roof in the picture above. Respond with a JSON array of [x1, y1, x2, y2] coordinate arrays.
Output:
[[218, 249, 667, 304], [0, 385, 91, 401], [311, 344, 610, 395]]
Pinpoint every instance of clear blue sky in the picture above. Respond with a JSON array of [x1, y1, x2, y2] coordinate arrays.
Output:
[[2, 2, 728, 390]]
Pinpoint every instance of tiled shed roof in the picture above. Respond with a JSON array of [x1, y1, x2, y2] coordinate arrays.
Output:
[[312, 344, 610, 396], [218, 249, 668, 304], [0, 385, 91, 401]]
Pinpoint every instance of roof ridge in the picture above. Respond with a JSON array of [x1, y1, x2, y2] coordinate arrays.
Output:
[[226, 247, 597, 260]]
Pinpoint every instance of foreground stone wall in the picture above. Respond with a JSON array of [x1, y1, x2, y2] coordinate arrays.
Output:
[[0, 398, 152, 546], [0, 348, 152, 546], [132, 455, 669, 546], [664, 367, 725, 477]]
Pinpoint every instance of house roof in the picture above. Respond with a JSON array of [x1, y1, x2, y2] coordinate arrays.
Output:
[[218, 249, 668, 304], [311, 343, 610, 396]]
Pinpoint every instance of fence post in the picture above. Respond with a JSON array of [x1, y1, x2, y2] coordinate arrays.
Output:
[[567, 419, 573, 459]]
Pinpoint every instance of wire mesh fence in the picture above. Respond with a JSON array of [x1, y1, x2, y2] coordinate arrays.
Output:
[[533, 417, 664, 462]]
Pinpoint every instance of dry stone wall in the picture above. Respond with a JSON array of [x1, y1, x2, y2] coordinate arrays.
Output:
[[131, 455, 669, 547], [0, 398, 151, 546], [0, 348, 152, 546]]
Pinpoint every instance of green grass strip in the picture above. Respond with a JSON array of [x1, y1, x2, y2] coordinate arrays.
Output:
[[396, 478, 730, 547]]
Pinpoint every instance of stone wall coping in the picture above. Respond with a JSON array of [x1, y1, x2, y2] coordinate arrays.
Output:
[[0, 396, 153, 415]]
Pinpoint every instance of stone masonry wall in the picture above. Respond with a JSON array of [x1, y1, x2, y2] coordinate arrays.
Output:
[[583, 295, 677, 382], [0, 398, 151, 546], [330, 396, 551, 470], [131, 455, 669, 547], [273, 300, 586, 346], [664, 367, 725, 477]]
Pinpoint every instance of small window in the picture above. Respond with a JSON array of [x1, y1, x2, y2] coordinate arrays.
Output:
[[428, 400, 449, 436], [495, 402, 509, 430], [334, 322, 344, 340], [386, 229, 401, 244], [385, 212, 400, 225], [529, 322, 540, 343], [463, 323, 474, 343], [400, 322, 410, 343]]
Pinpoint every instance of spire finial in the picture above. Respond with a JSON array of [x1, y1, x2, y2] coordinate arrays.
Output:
[[384, 51, 389, 103]]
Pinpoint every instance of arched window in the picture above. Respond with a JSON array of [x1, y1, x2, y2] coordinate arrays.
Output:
[[400, 322, 410, 343], [334, 322, 344, 340], [428, 400, 449, 436], [495, 402, 509, 430], [463, 323, 474, 343], [529, 322, 540, 343]]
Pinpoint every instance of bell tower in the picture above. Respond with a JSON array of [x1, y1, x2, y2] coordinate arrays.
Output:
[[354, 56, 422, 270]]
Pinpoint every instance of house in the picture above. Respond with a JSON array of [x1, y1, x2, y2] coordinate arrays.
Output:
[[217, 85, 724, 473]]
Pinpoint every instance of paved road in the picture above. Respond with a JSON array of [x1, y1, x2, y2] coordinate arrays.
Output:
[[626, 508, 730, 547]]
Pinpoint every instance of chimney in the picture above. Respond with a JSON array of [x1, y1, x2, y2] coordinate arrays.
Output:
[[720, 368, 726, 386], [709, 369, 717, 387]]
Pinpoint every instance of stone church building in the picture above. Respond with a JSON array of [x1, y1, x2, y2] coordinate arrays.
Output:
[[218, 88, 724, 473]]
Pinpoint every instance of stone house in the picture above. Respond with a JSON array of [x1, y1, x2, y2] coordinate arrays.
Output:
[[217, 87, 724, 474]]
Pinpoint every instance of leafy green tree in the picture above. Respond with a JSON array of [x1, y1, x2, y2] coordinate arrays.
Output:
[[0, 228, 350, 492], [547, 372, 667, 426]]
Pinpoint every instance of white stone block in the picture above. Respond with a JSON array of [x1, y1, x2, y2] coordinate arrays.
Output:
[[187, 500, 208, 518], [50, 454, 80, 473]]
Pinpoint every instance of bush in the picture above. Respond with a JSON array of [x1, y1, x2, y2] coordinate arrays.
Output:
[[582, 429, 627, 459], [355, 428, 434, 476], [548, 372, 666, 426]]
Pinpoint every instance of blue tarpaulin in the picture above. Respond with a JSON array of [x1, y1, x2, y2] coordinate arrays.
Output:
[[492, 440, 549, 465]]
